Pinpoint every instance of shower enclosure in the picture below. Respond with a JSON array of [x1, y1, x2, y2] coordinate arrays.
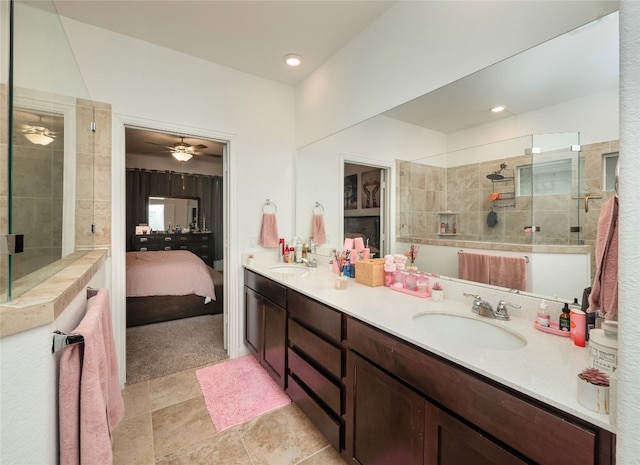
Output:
[[1, 0, 98, 302], [397, 132, 586, 246]]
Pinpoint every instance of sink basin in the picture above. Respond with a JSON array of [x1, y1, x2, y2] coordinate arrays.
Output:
[[412, 312, 527, 351], [269, 265, 309, 276]]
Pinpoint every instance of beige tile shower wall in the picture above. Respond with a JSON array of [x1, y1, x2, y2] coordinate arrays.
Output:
[[75, 99, 112, 249], [397, 140, 617, 274]]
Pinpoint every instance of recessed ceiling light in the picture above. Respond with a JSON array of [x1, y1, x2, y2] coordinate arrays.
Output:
[[491, 105, 506, 113], [284, 54, 303, 67]]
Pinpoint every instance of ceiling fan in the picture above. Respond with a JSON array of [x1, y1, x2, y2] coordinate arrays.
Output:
[[146, 136, 215, 161]]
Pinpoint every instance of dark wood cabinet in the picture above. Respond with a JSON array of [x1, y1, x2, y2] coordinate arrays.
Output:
[[344, 316, 615, 465], [346, 351, 424, 465], [243, 270, 287, 388], [132, 232, 214, 266], [241, 271, 615, 465], [286, 290, 345, 452], [424, 402, 528, 465]]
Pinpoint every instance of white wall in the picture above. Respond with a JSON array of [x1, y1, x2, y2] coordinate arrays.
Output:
[[58, 17, 297, 365], [296, 1, 619, 148], [296, 115, 446, 249], [0, 261, 109, 464], [617, 1, 640, 461]]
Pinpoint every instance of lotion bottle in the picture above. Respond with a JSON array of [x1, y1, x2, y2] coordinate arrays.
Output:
[[536, 300, 550, 327]]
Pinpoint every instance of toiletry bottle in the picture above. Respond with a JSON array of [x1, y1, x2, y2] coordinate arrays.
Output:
[[559, 303, 571, 331], [537, 300, 550, 327], [440, 222, 445, 234], [295, 241, 303, 263]]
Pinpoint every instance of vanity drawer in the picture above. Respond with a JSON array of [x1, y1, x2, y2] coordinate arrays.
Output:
[[244, 269, 287, 308], [288, 348, 341, 415], [287, 375, 342, 451], [288, 290, 342, 343], [289, 319, 342, 380]]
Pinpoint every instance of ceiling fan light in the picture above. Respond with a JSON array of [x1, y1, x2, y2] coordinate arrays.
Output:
[[284, 54, 303, 67], [172, 151, 193, 162], [23, 126, 55, 145], [24, 132, 54, 146]]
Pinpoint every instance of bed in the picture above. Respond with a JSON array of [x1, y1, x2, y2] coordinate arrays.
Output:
[[126, 250, 223, 327]]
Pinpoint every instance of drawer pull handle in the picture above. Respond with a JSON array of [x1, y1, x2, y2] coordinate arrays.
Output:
[[164, 246, 172, 251], [140, 247, 148, 252], [180, 245, 188, 250], [164, 237, 172, 241], [140, 237, 148, 242]]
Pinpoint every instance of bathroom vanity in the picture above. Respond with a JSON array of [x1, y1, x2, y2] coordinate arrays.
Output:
[[243, 264, 615, 465]]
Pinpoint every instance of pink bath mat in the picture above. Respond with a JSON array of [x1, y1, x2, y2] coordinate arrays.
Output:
[[196, 355, 290, 432]]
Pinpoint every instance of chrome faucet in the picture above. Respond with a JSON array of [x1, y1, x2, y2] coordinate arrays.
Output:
[[494, 300, 521, 320], [463, 294, 521, 320], [301, 258, 317, 268]]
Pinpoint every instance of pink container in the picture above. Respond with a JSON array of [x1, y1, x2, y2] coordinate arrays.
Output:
[[570, 309, 586, 347], [353, 237, 365, 251], [343, 238, 354, 251]]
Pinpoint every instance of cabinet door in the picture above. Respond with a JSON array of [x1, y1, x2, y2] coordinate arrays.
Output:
[[424, 402, 528, 465], [346, 351, 424, 465], [263, 299, 286, 388], [244, 287, 263, 355]]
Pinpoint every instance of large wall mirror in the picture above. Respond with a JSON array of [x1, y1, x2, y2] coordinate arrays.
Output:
[[295, 10, 619, 304]]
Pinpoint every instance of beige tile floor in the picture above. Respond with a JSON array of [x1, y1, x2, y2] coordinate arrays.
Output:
[[113, 365, 348, 465]]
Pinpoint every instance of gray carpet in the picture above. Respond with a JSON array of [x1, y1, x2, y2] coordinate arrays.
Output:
[[126, 314, 228, 385]]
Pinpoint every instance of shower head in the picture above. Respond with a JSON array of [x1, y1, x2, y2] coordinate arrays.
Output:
[[486, 162, 508, 181]]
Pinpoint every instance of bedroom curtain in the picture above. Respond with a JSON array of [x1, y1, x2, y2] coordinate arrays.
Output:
[[126, 169, 224, 261]]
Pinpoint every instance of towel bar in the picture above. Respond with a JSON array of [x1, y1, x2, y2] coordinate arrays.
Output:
[[458, 250, 529, 263], [52, 331, 84, 353], [262, 199, 277, 213], [312, 201, 324, 214]]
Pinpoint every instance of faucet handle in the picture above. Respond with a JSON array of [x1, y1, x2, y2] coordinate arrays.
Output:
[[495, 300, 521, 320], [463, 293, 481, 301]]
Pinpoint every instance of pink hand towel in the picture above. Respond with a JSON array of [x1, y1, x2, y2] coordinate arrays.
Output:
[[59, 289, 124, 465], [458, 252, 490, 285], [488, 255, 527, 291], [588, 196, 618, 320], [311, 214, 326, 245], [258, 213, 279, 247]]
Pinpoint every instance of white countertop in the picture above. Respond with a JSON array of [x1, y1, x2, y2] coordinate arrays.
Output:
[[245, 260, 614, 433]]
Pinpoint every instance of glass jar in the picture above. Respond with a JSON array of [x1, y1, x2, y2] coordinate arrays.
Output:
[[416, 272, 429, 296], [405, 270, 417, 291]]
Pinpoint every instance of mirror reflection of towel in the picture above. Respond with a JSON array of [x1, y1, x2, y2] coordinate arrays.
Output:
[[487, 210, 498, 228], [588, 197, 618, 320]]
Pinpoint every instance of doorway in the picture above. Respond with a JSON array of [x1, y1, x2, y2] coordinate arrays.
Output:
[[123, 126, 228, 384], [343, 161, 390, 258]]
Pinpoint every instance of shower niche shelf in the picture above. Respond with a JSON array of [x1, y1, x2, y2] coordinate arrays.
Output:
[[437, 212, 458, 236], [489, 169, 516, 208]]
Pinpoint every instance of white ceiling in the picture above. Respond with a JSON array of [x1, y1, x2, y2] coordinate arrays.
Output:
[[52, 1, 618, 141], [52, 0, 396, 87]]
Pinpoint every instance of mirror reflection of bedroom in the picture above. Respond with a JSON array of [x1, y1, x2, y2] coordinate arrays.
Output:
[[124, 127, 227, 384], [344, 162, 388, 258]]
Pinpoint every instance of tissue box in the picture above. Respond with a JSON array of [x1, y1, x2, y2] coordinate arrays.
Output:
[[355, 259, 385, 287]]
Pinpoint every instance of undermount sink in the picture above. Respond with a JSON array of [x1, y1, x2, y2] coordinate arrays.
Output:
[[269, 265, 309, 276], [412, 312, 527, 351]]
